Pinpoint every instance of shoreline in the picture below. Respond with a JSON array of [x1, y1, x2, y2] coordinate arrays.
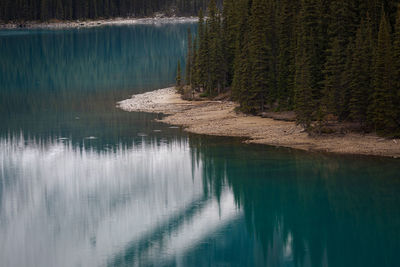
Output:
[[0, 16, 198, 30], [117, 87, 400, 158]]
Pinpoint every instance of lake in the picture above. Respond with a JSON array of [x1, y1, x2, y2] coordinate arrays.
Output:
[[0, 23, 399, 267]]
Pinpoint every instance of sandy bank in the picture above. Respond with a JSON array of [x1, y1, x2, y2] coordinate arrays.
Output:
[[0, 17, 197, 29], [117, 88, 400, 158]]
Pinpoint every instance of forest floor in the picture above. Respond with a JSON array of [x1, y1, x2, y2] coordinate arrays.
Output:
[[0, 16, 197, 29], [117, 87, 400, 158]]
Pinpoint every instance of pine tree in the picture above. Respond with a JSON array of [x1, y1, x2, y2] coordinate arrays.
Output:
[[249, 0, 270, 112], [221, 0, 237, 86], [197, 9, 209, 91], [265, 0, 278, 106], [341, 37, 355, 119], [322, 0, 358, 120], [176, 60, 182, 91], [40, 0, 48, 21], [349, 16, 373, 124], [55, 0, 63, 19], [207, 0, 222, 95], [191, 36, 199, 90], [293, 0, 321, 125], [294, 45, 314, 129], [393, 4, 400, 129], [370, 10, 397, 134], [185, 28, 193, 86], [322, 37, 346, 118], [276, 0, 296, 109], [232, 0, 253, 112]]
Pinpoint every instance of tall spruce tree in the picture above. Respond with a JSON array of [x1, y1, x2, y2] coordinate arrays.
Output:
[[232, 0, 253, 112], [185, 28, 193, 86], [349, 16, 373, 124], [191, 36, 199, 90], [176, 60, 182, 90], [207, 0, 223, 95], [322, 37, 347, 118], [276, 0, 296, 109], [249, 0, 270, 112], [394, 4, 400, 128], [322, 0, 357, 119], [370, 10, 397, 134], [294, 45, 314, 129], [40, 0, 48, 21], [197, 9, 209, 91], [221, 0, 237, 86], [293, 0, 321, 125]]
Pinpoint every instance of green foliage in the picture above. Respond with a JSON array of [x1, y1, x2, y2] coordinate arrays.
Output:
[[294, 36, 315, 129], [231, 0, 253, 112], [191, 36, 199, 90], [370, 10, 398, 134], [197, 8, 209, 91], [349, 16, 373, 124], [176, 60, 182, 90], [249, 0, 270, 111], [322, 37, 346, 117], [221, 0, 237, 86], [276, 0, 296, 109], [394, 5, 400, 128], [207, 0, 223, 95], [182, 0, 400, 135], [185, 28, 193, 86]]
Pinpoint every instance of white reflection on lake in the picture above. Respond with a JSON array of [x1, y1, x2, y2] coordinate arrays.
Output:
[[0, 135, 241, 267]]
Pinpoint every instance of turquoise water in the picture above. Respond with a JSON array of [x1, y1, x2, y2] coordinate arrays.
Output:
[[0, 24, 399, 267]]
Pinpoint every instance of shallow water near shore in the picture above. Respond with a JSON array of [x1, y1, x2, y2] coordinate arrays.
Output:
[[1, 24, 400, 267]]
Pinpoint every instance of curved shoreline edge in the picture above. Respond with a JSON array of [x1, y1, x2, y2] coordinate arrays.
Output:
[[117, 87, 400, 158]]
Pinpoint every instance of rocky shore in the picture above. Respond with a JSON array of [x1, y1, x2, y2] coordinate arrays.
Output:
[[117, 88, 400, 158]]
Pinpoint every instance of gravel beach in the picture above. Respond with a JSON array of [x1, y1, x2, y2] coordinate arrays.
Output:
[[118, 88, 400, 158]]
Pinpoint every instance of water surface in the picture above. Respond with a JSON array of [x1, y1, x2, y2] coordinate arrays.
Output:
[[0, 24, 399, 267]]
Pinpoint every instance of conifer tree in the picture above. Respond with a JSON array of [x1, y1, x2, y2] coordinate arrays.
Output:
[[222, 0, 237, 86], [394, 5, 400, 128], [370, 10, 397, 134], [41, 0, 48, 21], [191, 36, 199, 90], [176, 60, 182, 90], [265, 0, 279, 105], [322, 0, 358, 119], [349, 16, 373, 124], [293, 0, 321, 124], [197, 9, 209, 91], [55, 0, 63, 19], [322, 37, 346, 118], [300, 0, 324, 106], [277, 0, 296, 109], [232, 0, 253, 112], [294, 45, 314, 129], [249, 0, 270, 112], [341, 37, 355, 119], [185, 28, 193, 86], [207, 0, 223, 95]]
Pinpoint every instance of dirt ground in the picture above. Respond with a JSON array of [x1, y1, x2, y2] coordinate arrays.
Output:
[[117, 87, 400, 158]]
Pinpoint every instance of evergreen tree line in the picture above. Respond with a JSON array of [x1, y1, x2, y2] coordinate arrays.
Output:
[[0, 0, 221, 22], [184, 0, 400, 135]]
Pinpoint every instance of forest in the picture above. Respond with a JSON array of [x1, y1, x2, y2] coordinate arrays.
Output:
[[0, 0, 217, 21], [183, 0, 400, 136]]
